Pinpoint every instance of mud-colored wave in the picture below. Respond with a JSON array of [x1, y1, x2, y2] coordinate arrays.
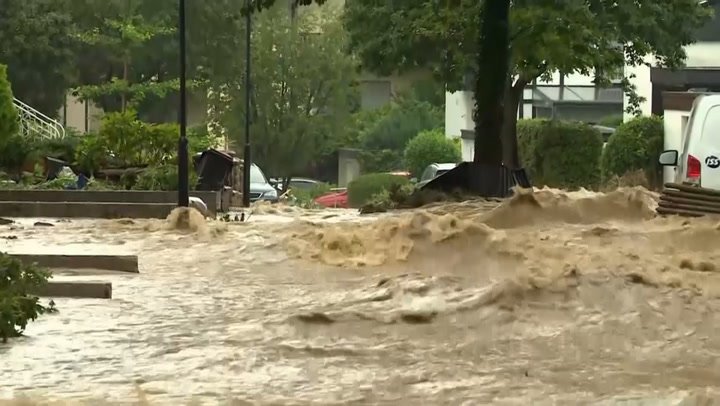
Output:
[[285, 187, 660, 268]]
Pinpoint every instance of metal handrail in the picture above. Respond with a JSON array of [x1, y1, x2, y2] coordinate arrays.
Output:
[[12, 97, 66, 139]]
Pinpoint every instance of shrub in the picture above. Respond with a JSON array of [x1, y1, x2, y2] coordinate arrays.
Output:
[[359, 98, 443, 151], [132, 164, 199, 191], [0, 252, 56, 343], [0, 136, 32, 173], [347, 173, 410, 208], [359, 149, 404, 173], [97, 110, 176, 167], [290, 182, 332, 208], [518, 119, 603, 189], [600, 115, 664, 188], [33, 132, 81, 163], [404, 129, 461, 177], [0, 64, 27, 173], [74, 112, 215, 175], [74, 132, 108, 176], [0, 64, 18, 143], [598, 115, 624, 128]]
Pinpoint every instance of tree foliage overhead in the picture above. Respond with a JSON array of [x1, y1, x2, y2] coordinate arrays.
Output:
[[344, 0, 712, 165], [344, 0, 711, 95], [208, 3, 358, 180], [0, 0, 76, 116]]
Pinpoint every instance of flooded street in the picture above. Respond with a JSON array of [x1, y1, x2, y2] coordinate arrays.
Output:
[[3, 187, 720, 404]]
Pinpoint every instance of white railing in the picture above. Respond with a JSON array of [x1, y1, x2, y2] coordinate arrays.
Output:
[[13, 98, 66, 140]]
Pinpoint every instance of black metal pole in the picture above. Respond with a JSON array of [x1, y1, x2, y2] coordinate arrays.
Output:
[[177, 0, 190, 207], [241, 2, 252, 208]]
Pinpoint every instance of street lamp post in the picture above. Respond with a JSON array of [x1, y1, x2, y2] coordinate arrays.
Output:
[[241, 1, 252, 208], [177, 0, 190, 207]]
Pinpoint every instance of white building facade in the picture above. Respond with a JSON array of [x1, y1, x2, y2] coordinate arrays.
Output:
[[445, 72, 622, 161]]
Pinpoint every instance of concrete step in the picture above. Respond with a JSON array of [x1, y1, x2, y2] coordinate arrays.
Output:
[[11, 253, 139, 273], [0, 190, 222, 214], [0, 201, 177, 219], [35, 281, 112, 299]]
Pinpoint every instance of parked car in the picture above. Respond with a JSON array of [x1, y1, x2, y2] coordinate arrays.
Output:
[[416, 163, 458, 188], [270, 177, 322, 192], [248, 163, 278, 203]]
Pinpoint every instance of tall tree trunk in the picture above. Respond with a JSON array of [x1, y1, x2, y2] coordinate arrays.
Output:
[[501, 79, 526, 168], [472, 0, 510, 165]]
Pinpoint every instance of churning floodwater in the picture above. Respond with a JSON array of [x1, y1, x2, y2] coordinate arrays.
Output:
[[2, 187, 720, 405]]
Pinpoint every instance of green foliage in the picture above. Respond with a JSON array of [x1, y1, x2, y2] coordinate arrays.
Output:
[[358, 150, 404, 174], [407, 78, 446, 110], [0, 67, 30, 173], [518, 119, 603, 189], [72, 1, 178, 111], [0, 0, 76, 115], [208, 3, 358, 181], [600, 115, 664, 188], [343, 0, 712, 114], [0, 252, 56, 343], [598, 115, 624, 128], [359, 98, 443, 151], [33, 133, 82, 163], [132, 164, 199, 191], [0, 65, 19, 142], [289, 182, 332, 208], [74, 110, 214, 174], [404, 129, 461, 178], [349, 97, 443, 173], [347, 173, 410, 208], [74, 132, 108, 175]]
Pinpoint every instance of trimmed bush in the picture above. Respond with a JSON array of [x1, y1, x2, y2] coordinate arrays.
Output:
[[518, 119, 603, 189], [404, 129, 461, 177], [600, 115, 664, 188], [347, 173, 410, 208]]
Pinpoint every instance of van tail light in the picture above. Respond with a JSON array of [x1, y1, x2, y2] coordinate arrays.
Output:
[[687, 154, 701, 181]]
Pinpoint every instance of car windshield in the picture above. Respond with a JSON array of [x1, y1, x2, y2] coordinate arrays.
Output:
[[436, 169, 449, 177], [250, 164, 268, 184]]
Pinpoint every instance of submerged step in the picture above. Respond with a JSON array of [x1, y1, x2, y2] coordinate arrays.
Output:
[[11, 253, 139, 273], [0, 201, 177, 219], [35, 281, 112, 299]]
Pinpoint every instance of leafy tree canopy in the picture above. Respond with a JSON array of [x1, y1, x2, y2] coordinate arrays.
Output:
[[208, 2, 358, 180], [343, 0, 712, 105], [0, 0, 76, 116]]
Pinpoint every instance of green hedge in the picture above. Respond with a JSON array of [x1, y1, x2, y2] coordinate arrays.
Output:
[[0, 64, 18, 142], [600, 115, 664, 188], [404, 129, 461, 177], [518, 119, 603, 189], [347, 173, 410, 208]]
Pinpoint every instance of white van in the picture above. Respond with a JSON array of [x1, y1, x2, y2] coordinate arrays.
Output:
[[659, 94, 720, 189]]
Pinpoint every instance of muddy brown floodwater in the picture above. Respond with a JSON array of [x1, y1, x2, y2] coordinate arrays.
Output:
[[2, 187, 720, 405]]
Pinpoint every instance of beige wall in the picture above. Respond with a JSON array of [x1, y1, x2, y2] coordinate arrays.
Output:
[[59, 94, 103, 134], [59, 92, 208, 135]]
